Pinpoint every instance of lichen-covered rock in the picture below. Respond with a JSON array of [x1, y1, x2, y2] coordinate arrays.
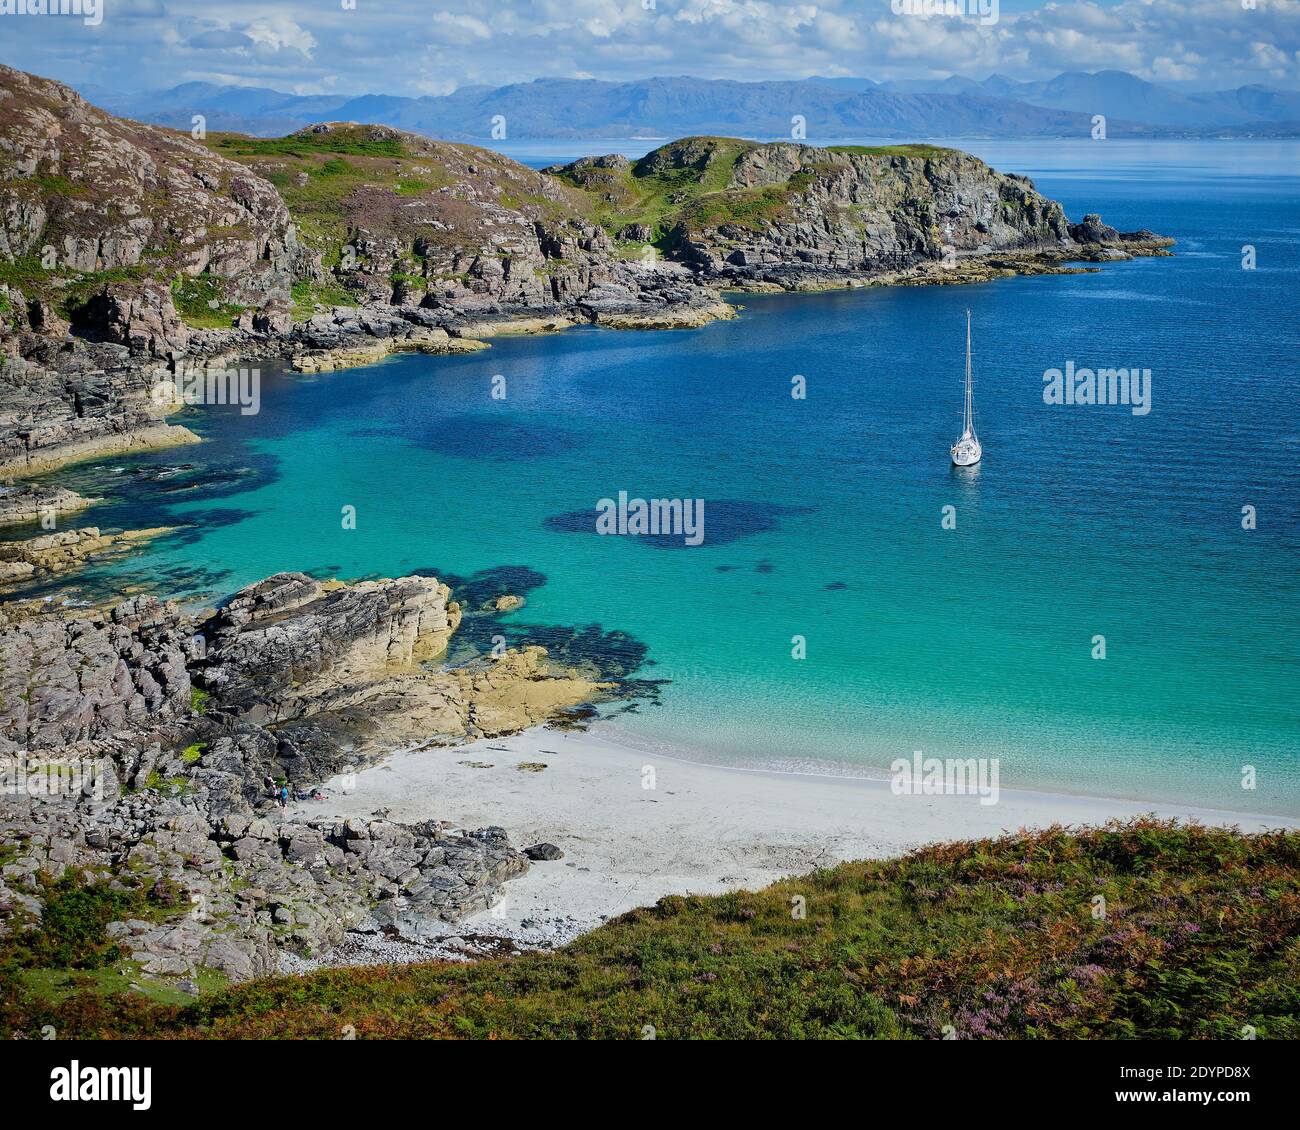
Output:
[[0, 593, 195, 755]]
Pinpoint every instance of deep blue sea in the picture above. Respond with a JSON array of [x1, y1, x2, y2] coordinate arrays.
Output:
[[26, 140, 1300, 815]]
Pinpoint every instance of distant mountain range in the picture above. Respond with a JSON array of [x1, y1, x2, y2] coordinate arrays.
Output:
[[79, 71, 1300, 141]]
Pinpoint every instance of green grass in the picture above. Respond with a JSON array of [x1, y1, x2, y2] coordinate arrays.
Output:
[[827, 144, 956, 159], [3, 820, 1296, 1040], [0, 869, 184, 973], [4, 871, 228, 1018], [141, 771, 189, 794], [214, 134, 407, 160], [171, 274, 245, 329], [0, 254, 67, 309], [16, 963, 227, 1008], [290, 279, 358, 320]]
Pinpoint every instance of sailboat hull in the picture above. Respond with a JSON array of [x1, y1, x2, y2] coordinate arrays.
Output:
[[952, 312, 981, 466]]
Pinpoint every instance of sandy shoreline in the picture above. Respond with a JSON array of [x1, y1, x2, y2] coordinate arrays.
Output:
[[283, 723, 1297, 968]]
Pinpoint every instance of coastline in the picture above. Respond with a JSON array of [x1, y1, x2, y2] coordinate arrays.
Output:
[[283, 721, 1298, 968], [0, 237, 1167, 493]]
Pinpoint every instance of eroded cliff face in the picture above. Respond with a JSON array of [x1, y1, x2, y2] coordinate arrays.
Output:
[[673, 142, 1073, 279], [0, 63, 305, 352]]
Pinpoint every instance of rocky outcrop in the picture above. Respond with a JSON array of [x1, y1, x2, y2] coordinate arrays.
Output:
[[0, 482, 94, 527], [0, 592, 194, 755], [0, 348, 199, 478], [0, 525, 169, 586], [197, 572, 463, 721], [555, 139, 1174, 291], [0, 571, 609, 982]]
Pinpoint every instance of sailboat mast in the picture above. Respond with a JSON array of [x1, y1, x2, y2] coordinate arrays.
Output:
[[963, 310, 974, 436]]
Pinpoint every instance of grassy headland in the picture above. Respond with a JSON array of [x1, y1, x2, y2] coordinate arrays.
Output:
[[3, 819, 1296, 1040]]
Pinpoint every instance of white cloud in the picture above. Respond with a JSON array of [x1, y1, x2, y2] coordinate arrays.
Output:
[[0, 0, 1295, 94]]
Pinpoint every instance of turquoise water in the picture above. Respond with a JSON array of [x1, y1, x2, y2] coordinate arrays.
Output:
[[35, 141, 1300, 815]]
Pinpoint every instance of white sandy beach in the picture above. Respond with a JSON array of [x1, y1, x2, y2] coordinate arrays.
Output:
[[286, 723, 1297, 962]]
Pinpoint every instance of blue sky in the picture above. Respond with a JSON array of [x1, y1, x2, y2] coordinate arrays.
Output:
[[1, 0, 1296, 94]]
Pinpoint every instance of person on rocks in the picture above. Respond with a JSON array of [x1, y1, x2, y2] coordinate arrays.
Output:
[[278, 784, 289, 809]]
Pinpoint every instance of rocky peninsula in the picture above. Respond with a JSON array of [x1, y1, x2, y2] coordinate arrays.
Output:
[[0, 63, 1179, 988]]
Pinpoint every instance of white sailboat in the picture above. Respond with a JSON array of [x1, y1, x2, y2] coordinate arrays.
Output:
[[950, 310, 982, 467]]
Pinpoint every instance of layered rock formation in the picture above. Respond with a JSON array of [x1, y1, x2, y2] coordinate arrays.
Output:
[[0, 346, 199, 477], [0, 525, 168, 586], [0, 482, 93, 527], [0, 571, 608, 982]]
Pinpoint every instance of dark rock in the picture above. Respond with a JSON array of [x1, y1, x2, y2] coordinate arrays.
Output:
[[1068, 213, 1121, 244]]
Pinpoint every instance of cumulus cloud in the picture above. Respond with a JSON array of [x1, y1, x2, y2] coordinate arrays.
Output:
[[0, 0, 1295, 93]]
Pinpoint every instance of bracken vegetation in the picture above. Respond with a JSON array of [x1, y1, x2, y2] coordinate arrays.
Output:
[[3, 820, 1296, 1040]]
